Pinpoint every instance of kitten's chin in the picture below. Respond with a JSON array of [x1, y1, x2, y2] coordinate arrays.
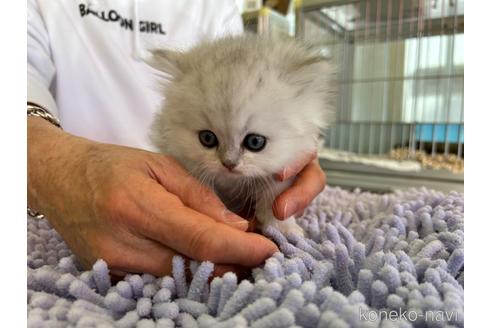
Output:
[[216, 168, 266, 180], [198, 163, 273, 180], [221, 170, 242, 178]]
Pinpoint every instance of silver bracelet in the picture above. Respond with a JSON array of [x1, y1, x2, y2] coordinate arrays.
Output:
[[27, 103, 62, 219], [27, 207, 46, 220], [27, 103, 62, 129]]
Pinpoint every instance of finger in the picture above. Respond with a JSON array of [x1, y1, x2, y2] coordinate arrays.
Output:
[[97, 237, 177, 277], [272, 160, 326, 220], [133, 180, 279, 267], [151, 156, 248, 231], [275, 152, 317, 181]]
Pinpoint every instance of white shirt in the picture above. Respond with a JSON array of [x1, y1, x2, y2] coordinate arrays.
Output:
[[28, 0, 243, 150]]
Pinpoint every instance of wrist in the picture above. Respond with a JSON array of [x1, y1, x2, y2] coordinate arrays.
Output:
[[27, 117, 94, 219]]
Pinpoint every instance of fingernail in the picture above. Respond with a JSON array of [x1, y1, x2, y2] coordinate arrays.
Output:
[[231, 220, 249, 230], [224, 209, 239, 220], [224, 209, 248, 230], [280, 168, 288, 180], [283, 200, 298, 219], [268, 245, 280, 256]]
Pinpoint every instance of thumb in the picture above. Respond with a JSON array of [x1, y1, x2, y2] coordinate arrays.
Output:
[[275, 151, 317, 181]]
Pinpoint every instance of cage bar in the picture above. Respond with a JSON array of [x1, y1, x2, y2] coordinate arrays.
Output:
[[297, 0, 463, 168]]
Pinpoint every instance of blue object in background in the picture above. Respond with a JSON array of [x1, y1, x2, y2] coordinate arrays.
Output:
[[415, 123, 464, 143]]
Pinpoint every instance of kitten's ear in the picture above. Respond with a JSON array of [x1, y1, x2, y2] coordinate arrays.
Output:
[[146, 49, 184, 79], [288, 56, 335, 86]]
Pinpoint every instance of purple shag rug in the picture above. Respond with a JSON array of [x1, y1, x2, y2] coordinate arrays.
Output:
[[27, 186, 464, 327]]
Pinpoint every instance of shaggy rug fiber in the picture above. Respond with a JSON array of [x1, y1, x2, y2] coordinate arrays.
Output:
[[27, 186, 464, 327]]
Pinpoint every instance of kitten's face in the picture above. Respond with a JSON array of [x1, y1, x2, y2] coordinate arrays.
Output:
[[152, 73, 326, 180], [149, 36, 334, 181]]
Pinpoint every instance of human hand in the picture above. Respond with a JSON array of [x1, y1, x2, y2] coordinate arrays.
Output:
[[28, 117, 278, 277], [272, 152, 326, 220]]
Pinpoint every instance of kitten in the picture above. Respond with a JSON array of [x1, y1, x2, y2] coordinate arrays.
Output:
[[148, 35, 335, 236]]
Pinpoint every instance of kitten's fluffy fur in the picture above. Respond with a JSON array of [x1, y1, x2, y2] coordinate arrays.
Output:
[[149, 35, 335, 236]]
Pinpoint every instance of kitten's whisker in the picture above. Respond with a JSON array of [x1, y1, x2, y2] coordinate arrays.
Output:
[[185, 162, 206, 180], [246, 177, 255, 218], [258, 176, 276, 206], [225, 179, 243, 205]]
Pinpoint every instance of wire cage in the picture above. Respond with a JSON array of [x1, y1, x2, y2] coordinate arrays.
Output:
[[296, 0, 464, 173], [240, 0, 464, 191]]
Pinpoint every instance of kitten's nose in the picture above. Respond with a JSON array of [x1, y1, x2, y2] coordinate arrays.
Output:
[[221, 159, 237, 171]]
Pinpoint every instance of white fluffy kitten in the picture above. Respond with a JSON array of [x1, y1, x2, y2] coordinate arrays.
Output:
[[149, 35, 335, 236]]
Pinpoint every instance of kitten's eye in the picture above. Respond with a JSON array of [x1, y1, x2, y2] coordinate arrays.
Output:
[[198, 130, 218, 148], [243, 134, 266, 152]]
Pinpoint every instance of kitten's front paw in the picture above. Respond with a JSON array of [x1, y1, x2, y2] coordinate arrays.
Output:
[[279, 220, 305, 237], [266, 217, 305, 237]]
